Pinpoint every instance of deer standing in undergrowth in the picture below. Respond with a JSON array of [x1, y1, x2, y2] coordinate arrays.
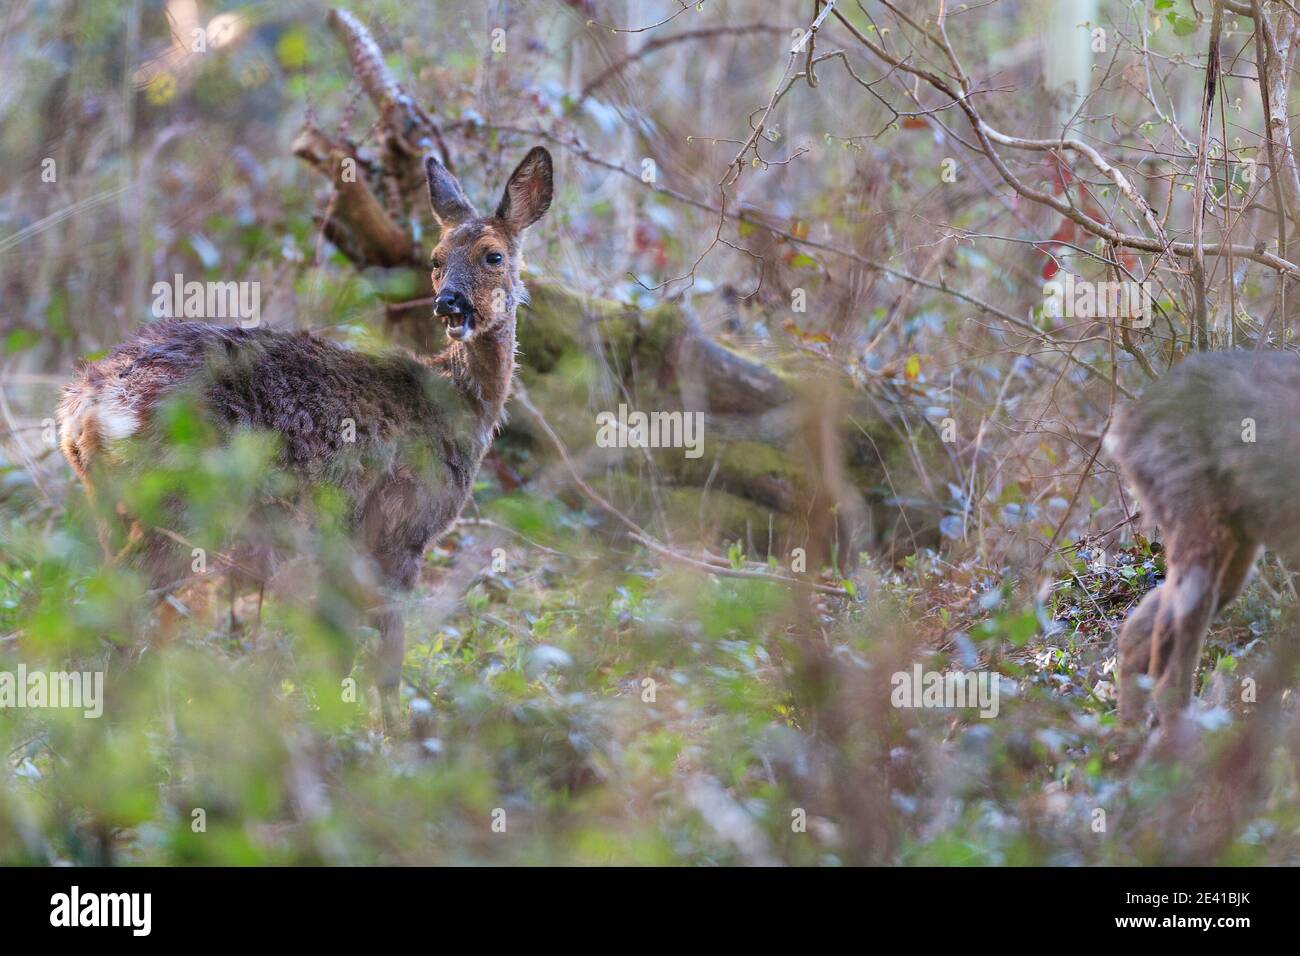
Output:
[[56, 147, 553, 729], [1107, 350, 1300, 738]]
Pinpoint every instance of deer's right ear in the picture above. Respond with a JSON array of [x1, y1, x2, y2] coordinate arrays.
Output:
[[425, 154, 477, 227]]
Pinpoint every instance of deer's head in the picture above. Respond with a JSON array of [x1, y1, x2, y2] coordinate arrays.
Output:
[[424, 146, 553, 344]]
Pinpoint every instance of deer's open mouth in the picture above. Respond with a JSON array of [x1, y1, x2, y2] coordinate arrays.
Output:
[[441, 310, 475, 341]]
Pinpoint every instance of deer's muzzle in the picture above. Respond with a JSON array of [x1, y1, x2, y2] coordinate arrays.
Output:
[[434, 291, 475, 341]]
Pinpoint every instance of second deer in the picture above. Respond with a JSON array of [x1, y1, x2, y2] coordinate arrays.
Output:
[[1108, 350, 1300, 730], [56, 147, 554, 728]]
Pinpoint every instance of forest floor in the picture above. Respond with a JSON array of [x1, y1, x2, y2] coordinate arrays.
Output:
[[0, 375, 1292, 865]]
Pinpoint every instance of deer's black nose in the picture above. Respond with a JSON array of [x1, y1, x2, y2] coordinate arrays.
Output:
[[434, 291, 470, 315]]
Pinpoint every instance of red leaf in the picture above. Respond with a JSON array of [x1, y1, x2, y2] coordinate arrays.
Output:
[[1049, 219, 1075, 244], [1050, 155, 1073, 194]]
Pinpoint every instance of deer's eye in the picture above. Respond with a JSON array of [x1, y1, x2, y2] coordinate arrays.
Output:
[[485, 252, 504, 266], [431, 257, 443, 271]]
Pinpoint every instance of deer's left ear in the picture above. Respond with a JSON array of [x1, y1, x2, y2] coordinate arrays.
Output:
[[496, 147, 553, 233]]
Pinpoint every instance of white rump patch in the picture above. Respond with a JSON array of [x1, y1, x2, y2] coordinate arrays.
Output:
[[94, 385, 141, 440], [60, 382, 140, 443]]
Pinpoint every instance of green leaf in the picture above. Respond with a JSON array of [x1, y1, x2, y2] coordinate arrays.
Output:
[[4, 328, 39, 353]]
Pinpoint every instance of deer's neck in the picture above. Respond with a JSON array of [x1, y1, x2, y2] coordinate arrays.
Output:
[[433, 320, 517, 433]]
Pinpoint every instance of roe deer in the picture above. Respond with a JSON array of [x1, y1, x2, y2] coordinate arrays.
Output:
[[1107, 350, 1300, 730], [56, 146, 553, 728]]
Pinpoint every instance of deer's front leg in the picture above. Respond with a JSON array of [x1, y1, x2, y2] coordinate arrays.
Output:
[[372, 605, 406, 734], [366, 542, 422, 735]]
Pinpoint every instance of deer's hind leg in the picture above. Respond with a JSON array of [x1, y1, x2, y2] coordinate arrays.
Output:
[[1119, 523, 1257, 727], [1118, 586, 1164, 726], [1148, 523, 1254, 726]]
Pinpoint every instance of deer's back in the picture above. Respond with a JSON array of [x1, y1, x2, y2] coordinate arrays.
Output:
[[1108, 351, 1300, 551], [59, 320, 483, 521]]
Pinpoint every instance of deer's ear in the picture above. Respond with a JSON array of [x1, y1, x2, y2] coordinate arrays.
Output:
[[495, 147, 553, 233], [425, 154, 477, 227]]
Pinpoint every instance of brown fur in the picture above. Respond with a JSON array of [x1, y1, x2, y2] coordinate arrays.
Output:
[[1108, 351, 1300, 728], [56, 148, 554, 728]]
